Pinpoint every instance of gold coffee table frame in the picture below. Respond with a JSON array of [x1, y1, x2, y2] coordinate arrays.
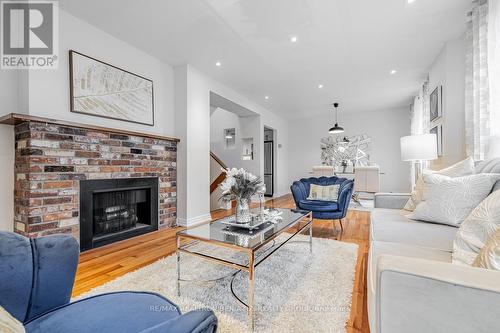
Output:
[[176, 209, 312, 331]]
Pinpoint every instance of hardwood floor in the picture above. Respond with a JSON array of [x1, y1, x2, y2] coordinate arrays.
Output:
[[73, 194, 370, 333]]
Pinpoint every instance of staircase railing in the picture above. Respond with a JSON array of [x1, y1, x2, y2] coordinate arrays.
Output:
[[210, 151, 227, 194], [210, 151, 227, 169]]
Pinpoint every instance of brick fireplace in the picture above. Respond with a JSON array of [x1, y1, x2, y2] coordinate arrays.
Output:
[[6, 114, 178, 246]]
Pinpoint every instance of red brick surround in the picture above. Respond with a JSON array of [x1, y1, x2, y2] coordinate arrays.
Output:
[[13, 121, 177, 241]]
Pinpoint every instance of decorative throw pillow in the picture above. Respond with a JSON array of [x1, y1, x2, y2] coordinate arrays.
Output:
[[404, 157, 475, 211], [0, 306, 25, 333], [407, 173, 500, 227], [307, 184, 340, 201], [453, 190, 500, 265], [437, 156, 475, 177], [403, 171, 427, 211], [473, 229, 500, 270]]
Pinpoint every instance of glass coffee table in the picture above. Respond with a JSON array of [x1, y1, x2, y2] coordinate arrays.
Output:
[[176, 208, 312, 330]]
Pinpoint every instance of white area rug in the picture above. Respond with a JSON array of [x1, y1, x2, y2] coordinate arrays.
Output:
[[350, 198, 374, 211], [78, 235, 358, 333]]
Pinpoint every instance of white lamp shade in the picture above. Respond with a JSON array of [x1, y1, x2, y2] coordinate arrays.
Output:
[[400, 134, 438, 161]]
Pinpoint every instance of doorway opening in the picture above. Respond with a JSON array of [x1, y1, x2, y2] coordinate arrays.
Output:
[[264, 126, 275, 197], [209, 92, 261, 211]]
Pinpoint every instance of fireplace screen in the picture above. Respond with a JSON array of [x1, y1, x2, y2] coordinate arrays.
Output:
[[80, 177, 158, 251], [93, 189, 147, 236]]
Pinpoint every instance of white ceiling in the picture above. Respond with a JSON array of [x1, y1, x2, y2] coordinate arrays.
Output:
[[60, 0, 471, 119]]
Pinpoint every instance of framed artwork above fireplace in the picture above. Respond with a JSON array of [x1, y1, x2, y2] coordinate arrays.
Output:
[[69, 50, 154, 126]]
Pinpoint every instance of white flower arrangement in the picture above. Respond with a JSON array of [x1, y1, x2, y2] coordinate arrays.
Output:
[[219, 168, 266, 203]]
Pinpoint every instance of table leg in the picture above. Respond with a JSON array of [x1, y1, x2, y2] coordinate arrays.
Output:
[[248, 251, 255, 331], [176, 236, 181, 297], [309, 217, 313, 253]]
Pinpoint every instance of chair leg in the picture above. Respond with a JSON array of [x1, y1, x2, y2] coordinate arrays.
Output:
[[331, 219, 344, 236]]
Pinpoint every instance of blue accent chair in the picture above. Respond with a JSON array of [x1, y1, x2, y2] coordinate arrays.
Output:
[[0, 232, 218, 333], [290, 176, 354, 231]]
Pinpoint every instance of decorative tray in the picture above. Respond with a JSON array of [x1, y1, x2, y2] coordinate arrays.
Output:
[[220, 216, 269, 230], [220, 209, 283, 230]]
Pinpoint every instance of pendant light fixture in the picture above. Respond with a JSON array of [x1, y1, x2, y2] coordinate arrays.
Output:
[[329, 102, 345, 134]]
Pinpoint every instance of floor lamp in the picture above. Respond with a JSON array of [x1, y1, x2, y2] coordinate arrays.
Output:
[[400, 134, 438, 188]]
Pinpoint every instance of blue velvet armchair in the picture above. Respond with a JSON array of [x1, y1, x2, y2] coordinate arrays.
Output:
[[0, 232, 218, 333], [291, 176, 354, 231]]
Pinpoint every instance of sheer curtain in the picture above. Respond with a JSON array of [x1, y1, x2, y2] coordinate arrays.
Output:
[[410, 80, 431, 136], [409, 80, 431, 185], [465, 0, 499, 161], [488, 0, 500, 137]]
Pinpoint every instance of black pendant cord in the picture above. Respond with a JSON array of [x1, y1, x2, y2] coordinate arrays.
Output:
[[335, 104, 338, 125], [334, 102, 339, 125]]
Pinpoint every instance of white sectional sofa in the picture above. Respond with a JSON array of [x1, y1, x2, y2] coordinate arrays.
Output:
[[368, 159, 500, 333]]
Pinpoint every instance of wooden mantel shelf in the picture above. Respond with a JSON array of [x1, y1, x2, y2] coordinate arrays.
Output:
[[0, 113, 180, 142]]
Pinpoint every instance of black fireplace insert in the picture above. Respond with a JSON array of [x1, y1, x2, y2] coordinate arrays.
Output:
[[80, 177, 158, 251]]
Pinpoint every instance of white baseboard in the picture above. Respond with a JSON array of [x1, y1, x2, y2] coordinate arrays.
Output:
[[177, 213, 212, 227], [267, 191, 291, 199]]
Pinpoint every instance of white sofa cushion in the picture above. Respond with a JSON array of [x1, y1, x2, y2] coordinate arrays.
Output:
[[475, 157, 500, 193], [453, 190, 500, 265], [408, 173, 500, 227], [369, 241, 452, 293], [367, 241, 451, 333], [375, 255, 500, 333], [475, 157, 500, 173], [368, 241, 452, 310], [371, 208, 457, 251], [404, 157, 475, 211]]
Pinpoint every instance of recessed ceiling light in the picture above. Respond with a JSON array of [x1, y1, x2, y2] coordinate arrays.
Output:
[[265, 96, 270, 100], [215, 61, 221, 67], [407, 0, 415, 3], [318, 84, 324, 89], [390, 69, 397, 74], [290, 36, 298, 43]]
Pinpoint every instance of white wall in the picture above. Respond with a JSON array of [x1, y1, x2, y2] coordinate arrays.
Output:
[[0, 70, 18, 230], [239, 115, 261, 177], [209, 108, 265, 211], [288, 107, 411, 193], [210, 107, 262, 173], [26, 9, 176, 136], [0, 70, 18, 113], [206, 88, 289, 197], [0, 126, 14, 232], [175, 65, 289, 225], [211, 107, 243, 170], [0, 9, 176, 231], [174, 65, 211, 226], [0, 9, 290, 230], [428, 35, 467, 169]]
